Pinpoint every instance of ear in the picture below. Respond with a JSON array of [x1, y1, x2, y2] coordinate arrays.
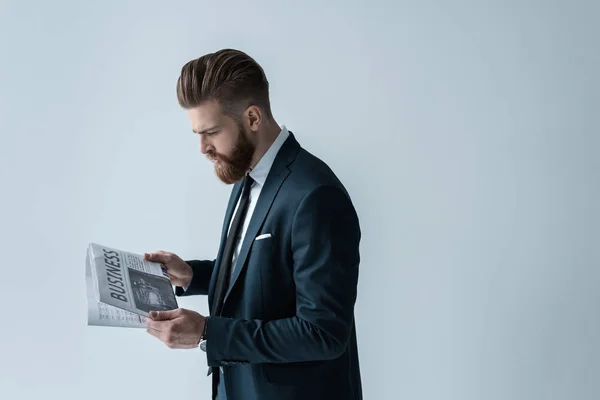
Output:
[[244, 105, 263, 132]]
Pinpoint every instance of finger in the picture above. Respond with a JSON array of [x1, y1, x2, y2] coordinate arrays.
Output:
[[146, 326, 166, 342], [145, 318, 168, 331], [146, 327, 182, 349], [149, 308, 180, 321], [144, 251, 170, 264]]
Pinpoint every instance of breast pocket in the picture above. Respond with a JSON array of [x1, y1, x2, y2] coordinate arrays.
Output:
[[250, 235, 274, 254]]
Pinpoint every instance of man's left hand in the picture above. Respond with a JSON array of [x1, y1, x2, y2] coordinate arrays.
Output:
[[146, 308, 205, 349]]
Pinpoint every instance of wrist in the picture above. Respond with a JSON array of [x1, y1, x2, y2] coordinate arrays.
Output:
[[201, 316, 210, 339], [199, 316, 209, 352], [183, 276, 193, 289], [183, 265, 193, 288]]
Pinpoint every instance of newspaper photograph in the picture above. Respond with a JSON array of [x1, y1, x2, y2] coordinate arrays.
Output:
[[86, 242, 179, 328]]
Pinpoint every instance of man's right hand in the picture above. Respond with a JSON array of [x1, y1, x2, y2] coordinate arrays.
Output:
[[144, 250, 193, 288]]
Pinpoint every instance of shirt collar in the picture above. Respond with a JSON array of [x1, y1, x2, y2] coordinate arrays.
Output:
[[248, 125, 290, 186]]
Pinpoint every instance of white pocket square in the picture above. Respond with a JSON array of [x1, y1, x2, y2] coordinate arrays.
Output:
[[255, 233, 272, 241]]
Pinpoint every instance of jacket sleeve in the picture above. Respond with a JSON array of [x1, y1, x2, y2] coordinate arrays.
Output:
[[205, 185, 361, 365], [175, 259, 215, 296]]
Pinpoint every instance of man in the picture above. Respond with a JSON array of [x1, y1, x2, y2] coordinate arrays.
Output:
[[143, 49, 362, 400]]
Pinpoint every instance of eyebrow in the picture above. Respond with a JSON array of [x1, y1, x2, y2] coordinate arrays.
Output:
[[192, 126, 220, 134]]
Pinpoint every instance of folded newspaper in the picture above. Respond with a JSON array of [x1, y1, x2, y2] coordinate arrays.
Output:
[[86, 242, 179, 328]]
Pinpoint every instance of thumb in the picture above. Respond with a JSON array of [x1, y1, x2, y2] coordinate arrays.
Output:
[[149, 308, 179, 320], [144, 252, 163, 262]]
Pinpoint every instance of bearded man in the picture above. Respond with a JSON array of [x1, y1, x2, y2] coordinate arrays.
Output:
[[143, 49, 362, 400]]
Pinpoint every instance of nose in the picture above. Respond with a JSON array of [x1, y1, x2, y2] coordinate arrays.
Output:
[[199, 134, 210, 154]]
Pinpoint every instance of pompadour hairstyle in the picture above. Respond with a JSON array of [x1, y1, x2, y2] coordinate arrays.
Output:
[[176, 48, 272, 118]]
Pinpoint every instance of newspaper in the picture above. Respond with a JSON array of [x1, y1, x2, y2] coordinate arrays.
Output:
[[86, 243, 179, 328]]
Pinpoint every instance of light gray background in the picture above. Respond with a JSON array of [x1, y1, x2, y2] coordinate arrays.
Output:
[[0, 1, 598, 399]]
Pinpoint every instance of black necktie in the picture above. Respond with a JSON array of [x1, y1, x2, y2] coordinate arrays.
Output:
[[211, 174, 254, 399]]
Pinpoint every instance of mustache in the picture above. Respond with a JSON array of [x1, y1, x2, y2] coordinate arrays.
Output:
[[206, 151, 225, 162], [206, 150, 237, 166]]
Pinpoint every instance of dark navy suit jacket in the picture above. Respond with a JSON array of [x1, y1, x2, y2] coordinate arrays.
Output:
[[177, 132, 362, 400]]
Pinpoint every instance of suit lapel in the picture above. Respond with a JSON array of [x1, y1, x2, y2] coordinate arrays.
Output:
[[223, 133, 300, 303], [208, 180, 243, 310]]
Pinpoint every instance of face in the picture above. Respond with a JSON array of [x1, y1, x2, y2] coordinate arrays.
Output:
[[187, 100, 256, 184]]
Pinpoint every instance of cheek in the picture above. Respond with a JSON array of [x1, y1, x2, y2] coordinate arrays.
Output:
[[209, 139, 233, 160], [214, 143, 230, 156], [218, 136, 238, 154]]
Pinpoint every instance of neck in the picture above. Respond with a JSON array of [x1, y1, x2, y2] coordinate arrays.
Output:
[[250, 118, 281, 169]]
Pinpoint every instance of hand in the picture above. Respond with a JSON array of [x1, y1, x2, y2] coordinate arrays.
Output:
[[145, 308, 205, 349], [144, 250, 193, 288]]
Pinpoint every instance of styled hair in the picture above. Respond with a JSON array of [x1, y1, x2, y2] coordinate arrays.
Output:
[[176, 49, 272, 118]]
